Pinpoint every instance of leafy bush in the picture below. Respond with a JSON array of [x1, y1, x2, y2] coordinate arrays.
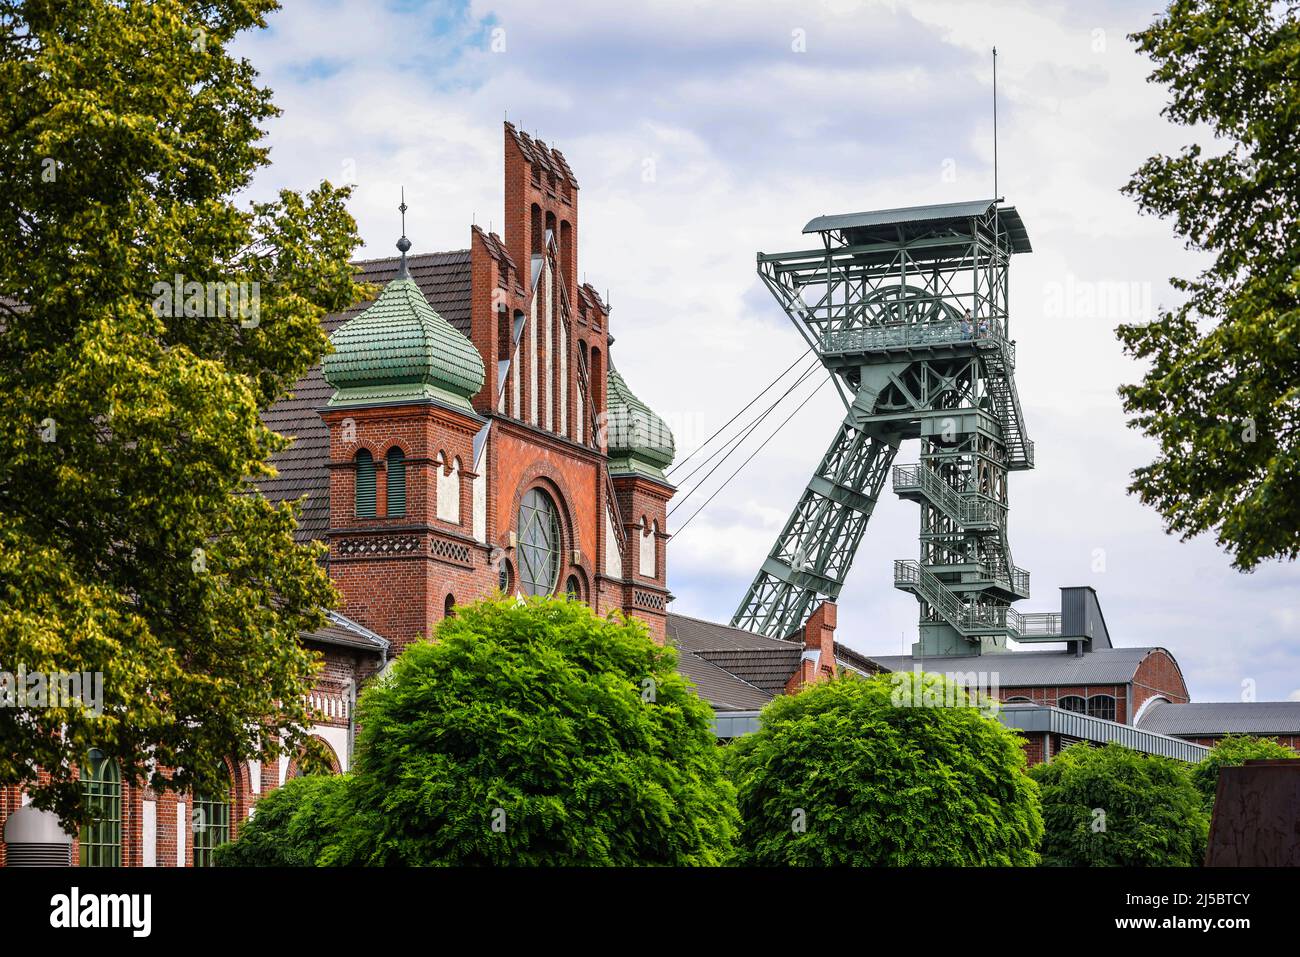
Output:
[[214, 774, 350, 867], [724, 670, 1043, 865], [1191, 735, 1297, 809], [1029, 742, 1208, 866], [329, 596, 736, 865]]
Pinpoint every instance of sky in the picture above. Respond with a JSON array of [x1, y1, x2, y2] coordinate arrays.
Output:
[[236, 0, 1299, 704]]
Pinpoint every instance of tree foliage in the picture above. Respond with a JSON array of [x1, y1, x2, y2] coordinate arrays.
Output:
[[724, 671, 1043, 866], [1190, 734, 1297, 809], [1118, 0, 1300, 569], [321, 597, 737, 866], [1029, 742, 1209, 867], [0, 0, 366, 824], [213, 774, 350, 867]]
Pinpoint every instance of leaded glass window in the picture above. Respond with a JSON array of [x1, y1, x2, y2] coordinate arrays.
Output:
[[79, 749, 121, 867], [517, 488, 560, 596], [192, 772, 232, 867], [1086, 694, 1116, 722], [1058, 695, 1086, 714]]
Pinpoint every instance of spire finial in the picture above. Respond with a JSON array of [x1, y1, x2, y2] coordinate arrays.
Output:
[[396, 187, 412, 278]]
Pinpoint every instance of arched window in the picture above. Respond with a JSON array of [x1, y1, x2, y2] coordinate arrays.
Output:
[[354, 449, 376, 518], [1003, 696, 1031, 704], [498, 559, 513, 594], [1058, 695, 1086, 714], [565, 575, 582, 600], [1086, 694, 1116, 722], [517, 488, 560, 596], [385, 448, 406, 517], [444, 594, 456, 619], [192, 767, 232, 867], [79, 749, 121, 867]]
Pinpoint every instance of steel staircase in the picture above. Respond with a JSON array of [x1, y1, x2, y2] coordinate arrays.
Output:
[[982, 340, 1034, 470]]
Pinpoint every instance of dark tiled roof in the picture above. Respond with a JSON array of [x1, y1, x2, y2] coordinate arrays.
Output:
[[666, 612, 801, 652], [674, 648, 773, 712], [259, 250, 472, 541], [1137, 701, 1300, 736], [691, 648, 801, 694], [866, 646, 1162, 686], [666, 612, 802, 701]]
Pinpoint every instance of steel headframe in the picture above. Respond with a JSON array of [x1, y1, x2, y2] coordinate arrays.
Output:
[[731, 201, 1044, 654]]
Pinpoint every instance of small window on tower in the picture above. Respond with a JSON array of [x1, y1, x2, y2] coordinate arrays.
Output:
[[355, 450, 376, 518], [386, 448, 406, 517]]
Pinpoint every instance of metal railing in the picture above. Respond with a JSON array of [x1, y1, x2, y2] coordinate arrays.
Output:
[[891, 464, 1002, 528], [1007, 610, 1062, 638], [821, 318, 1006, 356]]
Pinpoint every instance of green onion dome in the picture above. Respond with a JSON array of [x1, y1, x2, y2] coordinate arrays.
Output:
[[606, 362, 675, 481], [323, 275, 484, 412]]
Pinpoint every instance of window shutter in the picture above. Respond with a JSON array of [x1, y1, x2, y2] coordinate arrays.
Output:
[[386, 448, 406, 517], [355, 450, 376, 517]]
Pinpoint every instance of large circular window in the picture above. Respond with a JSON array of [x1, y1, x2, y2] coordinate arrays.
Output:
[[517, 488, 560, 596]]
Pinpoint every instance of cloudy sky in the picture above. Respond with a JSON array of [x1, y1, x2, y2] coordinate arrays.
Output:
[[237, 0, 1298, 703]]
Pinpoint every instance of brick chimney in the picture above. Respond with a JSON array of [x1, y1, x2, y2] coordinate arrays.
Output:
[[785, 601, 838, 693]]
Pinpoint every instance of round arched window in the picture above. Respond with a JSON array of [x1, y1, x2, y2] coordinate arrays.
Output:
[[517, 488, 560, 596], [498, 559, 513, 594], [565, 575, 581, 600]]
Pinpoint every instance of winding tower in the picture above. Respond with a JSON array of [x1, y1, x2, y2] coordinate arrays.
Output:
[[732, 200, 1062, 655]]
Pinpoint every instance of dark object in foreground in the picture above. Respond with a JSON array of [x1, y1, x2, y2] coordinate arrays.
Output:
[[1205, 760, 1300, 866]]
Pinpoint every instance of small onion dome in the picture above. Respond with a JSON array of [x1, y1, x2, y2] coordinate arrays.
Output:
[[323, 276, 485, 412], [606, 363, 675, 481]]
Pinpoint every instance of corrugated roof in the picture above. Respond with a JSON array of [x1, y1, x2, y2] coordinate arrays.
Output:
[[259, 250, 472, 541], [866, 646, 1161, 686], [1137, 701, 1300, 736], [802, 199, 1031, 254], [674, 648, 774, 712]]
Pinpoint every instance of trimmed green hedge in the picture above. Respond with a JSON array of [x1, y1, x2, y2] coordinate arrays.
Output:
[[724, 670, 1043, 865], [1029, 742, 1208, 866]]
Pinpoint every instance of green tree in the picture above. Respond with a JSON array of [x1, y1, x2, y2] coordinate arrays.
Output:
[[0, 0, 365, 824], [1191, 735, 1297, 809], [213, 774, 350, 867], [324, 597, 737, 866], [1029, 742, 1209, 866], [724, 671, 1042, 866], [1118, 1, 1300, 569]]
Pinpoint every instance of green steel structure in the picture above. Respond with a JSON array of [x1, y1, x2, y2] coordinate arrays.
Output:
[[732, 199, 1063, 655]]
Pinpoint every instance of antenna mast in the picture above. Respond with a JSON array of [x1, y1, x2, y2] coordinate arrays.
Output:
[[993, 46, 999, 201]]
